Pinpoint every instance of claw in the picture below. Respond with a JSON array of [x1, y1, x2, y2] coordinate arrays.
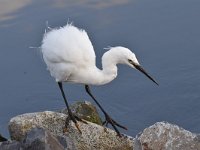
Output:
[[75, 122, 82, 134], [63, 127, 68, 133], [102, 120, 109, 127], [117, 133, 122, 137], [112, 119, 127, 130], [74, 116, 88, 124], [102, 121, 106, 125], [63, 114, 87, 134], [102, 113, 127, 137]]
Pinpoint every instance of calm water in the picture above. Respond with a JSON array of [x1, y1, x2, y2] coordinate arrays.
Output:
[[0, 0, 200, 137]]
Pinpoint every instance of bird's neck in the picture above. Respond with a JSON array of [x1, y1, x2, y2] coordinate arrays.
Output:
[[91, 50, 118, 85]]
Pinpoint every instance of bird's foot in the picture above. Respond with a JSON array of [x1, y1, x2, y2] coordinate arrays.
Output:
[[63, 113, 87, 134], [103, 113, 127, 137]]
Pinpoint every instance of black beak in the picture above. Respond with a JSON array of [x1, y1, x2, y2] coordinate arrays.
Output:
[[133, 63, 159, 85]]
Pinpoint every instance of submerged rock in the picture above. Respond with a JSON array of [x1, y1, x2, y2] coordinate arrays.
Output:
[[61, 101, 102, 125], [136, 122, 200, 150], [8, 111, 134, 150]]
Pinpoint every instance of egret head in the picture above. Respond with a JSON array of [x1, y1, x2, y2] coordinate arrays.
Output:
[[115, 46, 159, 85]]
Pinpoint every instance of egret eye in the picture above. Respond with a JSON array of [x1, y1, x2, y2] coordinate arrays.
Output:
[[128, 59, 133, 64]]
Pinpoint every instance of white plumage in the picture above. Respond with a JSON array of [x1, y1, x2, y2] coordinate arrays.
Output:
[[41, 24, 149, 85], [42, 24, 95, 82]]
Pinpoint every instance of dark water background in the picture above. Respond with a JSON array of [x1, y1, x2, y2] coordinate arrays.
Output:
[[0, 0, 200, 137]]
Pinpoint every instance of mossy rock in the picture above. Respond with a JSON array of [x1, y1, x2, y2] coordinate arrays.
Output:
[[61, 101, 102, 125]]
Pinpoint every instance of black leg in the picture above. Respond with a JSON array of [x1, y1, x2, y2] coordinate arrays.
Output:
[[58, 82, 82, 133], [85, 85, 127, 137]]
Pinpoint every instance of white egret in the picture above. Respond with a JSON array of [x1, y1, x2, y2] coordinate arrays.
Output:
[[41, 23, 158, 137]]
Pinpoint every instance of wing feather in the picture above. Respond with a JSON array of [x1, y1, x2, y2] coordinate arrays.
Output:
[[41, 24, 96, 68]]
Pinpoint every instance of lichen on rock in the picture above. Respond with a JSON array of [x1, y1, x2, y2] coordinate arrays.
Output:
[[61, 101, 103, 125]]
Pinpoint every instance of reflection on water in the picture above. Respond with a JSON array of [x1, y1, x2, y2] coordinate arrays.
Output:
[[0, 0, 200, 137], [0, 0, 31, 22], [0, 0, 131, 23], [48, 0, 131, 9]]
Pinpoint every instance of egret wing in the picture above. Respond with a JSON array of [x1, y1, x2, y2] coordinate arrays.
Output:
[[41, 24, 96, 68]]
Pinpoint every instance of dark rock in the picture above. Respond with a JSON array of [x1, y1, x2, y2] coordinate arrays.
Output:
[[56, 136, 68, 149], [0, 140, 22, 150], [136, 122, 200, 150], [0, 134, 7, 142], [61, 101, 102, 125], [56, 135, 76, 150], [22, 127, 65, 150]]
